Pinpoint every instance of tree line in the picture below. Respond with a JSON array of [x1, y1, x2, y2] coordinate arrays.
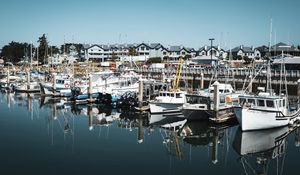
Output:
[[0, 34, 82, 65]]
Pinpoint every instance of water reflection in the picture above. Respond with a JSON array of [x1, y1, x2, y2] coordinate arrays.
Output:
[[180, 120, 237, 164], [232, 126, 299, 175], [1, 91, 300, 175]]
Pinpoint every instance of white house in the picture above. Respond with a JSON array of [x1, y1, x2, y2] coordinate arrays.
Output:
[[198, 45, 227, 59]]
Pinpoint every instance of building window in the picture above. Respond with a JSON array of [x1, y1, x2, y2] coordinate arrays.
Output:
[[163, 52, 167, 55], [141, 47, 145, 51], [182, 52, 186, 55]]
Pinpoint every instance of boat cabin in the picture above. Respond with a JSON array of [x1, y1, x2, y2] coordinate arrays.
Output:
[[158, 91, 185, 99], [238, 95, 287, 109]]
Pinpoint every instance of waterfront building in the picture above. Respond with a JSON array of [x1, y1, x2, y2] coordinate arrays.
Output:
[[198, 45, 227, 59], [230, 45, 257, 59]]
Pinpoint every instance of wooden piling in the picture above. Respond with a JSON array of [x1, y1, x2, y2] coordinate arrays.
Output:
[[213, 82, 220, 119]]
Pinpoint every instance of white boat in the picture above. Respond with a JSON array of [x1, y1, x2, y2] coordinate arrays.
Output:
[[234, 92, 300, 131], [149, 90, 186, 114], [234, 55, 300, 131], [40, 75, 72, 96], [13, 81, 40, 93], [182, 81, 239, 120]]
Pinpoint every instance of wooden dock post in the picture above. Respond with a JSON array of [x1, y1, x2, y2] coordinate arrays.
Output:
[[27, 70, 30, 90], [200, 72, 204, 89], [138, 80, 143, 108], [88, 74, 92, 101], [52, 73, 57, 94], [213, 82, 220, 119]]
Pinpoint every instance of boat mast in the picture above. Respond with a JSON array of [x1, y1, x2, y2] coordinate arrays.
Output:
[[267, 18, 273, 92]]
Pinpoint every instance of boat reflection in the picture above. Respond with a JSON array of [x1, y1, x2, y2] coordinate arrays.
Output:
[[180, 120, 237, 164], [233, 126, 290, 175]]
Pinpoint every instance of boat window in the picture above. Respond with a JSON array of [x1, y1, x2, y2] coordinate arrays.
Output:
[[283, 99, 285, 107], [225, 89, 230, 93], [247, 98, 256, 105], [266, 100, 274, 107], [166, 93, 170, 97], [210, 90, 214, 93], [239, 98, 246, 105], [170, 93, 174, 97], [176, 93, 181, 98], [159, 93, 162, 96], [163, 93, 166, 96], [258, 100, 265, 107], [277, 100, 282, 107]]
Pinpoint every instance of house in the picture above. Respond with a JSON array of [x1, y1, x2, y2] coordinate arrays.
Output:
[[254, 45, 268, 58], [270, 42, 300, 57], [80, 44, 107, 62], [230, 45, 256, 59], [198, 45, 227, 59]]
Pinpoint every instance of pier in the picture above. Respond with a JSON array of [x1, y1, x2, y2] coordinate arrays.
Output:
[[135, 67, 300, 94]]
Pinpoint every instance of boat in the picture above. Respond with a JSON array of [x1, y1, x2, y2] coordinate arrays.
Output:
[[149, 90, 186, 114], [182, 81, 239, 120], [234, 55, 300, 131], [149, 58, 186, 114], [39, 74, 72, 96]]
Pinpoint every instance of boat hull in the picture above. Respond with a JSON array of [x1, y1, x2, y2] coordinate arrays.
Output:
[[234, 107, 290, 131], [149, 102, 183, 114]]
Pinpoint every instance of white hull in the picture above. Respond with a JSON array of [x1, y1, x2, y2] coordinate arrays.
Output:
[[149, 102, 183, 114], [234, 107, 290, 131]]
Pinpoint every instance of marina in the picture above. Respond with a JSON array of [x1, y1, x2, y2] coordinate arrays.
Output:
[[1, 0, 300, 174], [1, 91, 300, 174]]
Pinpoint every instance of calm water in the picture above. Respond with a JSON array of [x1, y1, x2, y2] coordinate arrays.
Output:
[[0, 92, 300, 175]]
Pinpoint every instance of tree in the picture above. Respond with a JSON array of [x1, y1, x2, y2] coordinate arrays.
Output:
[[111, 52, 118, 62], [146, 57, 162, 64], [37, 34, 48, 64], [128, 47, 137, 56], [184, 54, 192, 60], [243, 56, 252, 64], [163, 56, 170, 62], [0, 41, 31, 63], [236, 55, 243, 60]]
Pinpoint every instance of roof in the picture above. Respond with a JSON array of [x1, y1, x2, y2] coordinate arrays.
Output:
[[169, 46, 181, 52], [231, 46, 254, 53], [272, 56, 300, 64]]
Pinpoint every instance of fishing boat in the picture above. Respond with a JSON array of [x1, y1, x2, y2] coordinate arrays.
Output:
[[182, 81, 239, 120], [149, 59, 186, 114], [234, 54, 300, 131]]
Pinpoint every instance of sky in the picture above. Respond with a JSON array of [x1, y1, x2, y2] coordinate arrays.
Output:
[[0, 0, 300, 49]]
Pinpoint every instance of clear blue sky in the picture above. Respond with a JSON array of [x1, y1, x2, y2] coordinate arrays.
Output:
[[1, 0, 299, 49]]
